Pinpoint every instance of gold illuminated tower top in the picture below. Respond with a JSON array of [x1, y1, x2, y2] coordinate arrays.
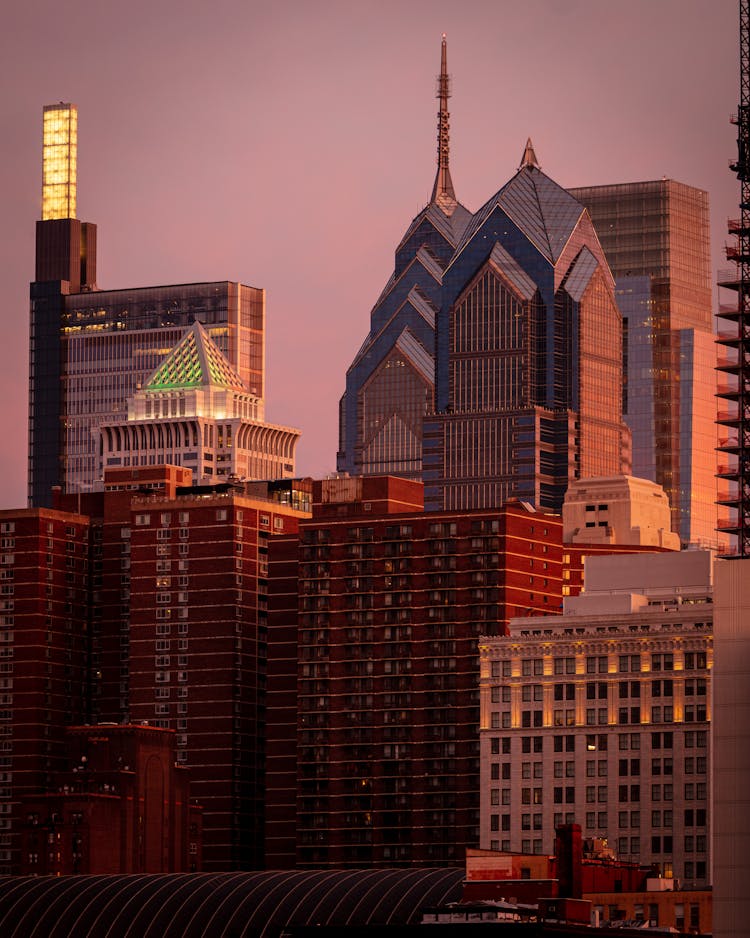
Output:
[[42, 103, 77, 220]]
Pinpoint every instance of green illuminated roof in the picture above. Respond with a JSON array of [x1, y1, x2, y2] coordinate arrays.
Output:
[[144, 321, 246, 392]]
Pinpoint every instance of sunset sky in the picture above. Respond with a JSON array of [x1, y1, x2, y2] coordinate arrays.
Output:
[[0, 0, 739, 508]]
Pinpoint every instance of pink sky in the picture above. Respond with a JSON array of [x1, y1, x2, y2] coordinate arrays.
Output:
[[0, 0, 739, 508]]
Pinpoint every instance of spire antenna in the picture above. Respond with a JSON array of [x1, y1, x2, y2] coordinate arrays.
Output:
[[430, 34, 457, 213], [520, 138, 540, 171]]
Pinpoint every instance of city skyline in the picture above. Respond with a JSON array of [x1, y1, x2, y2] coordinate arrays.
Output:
[[0, 0, 738, 508]]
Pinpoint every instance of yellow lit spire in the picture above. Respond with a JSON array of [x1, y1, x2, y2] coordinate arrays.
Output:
[[42, 103, 77, 220]]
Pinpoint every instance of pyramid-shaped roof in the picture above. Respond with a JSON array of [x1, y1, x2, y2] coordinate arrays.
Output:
[[451, 144, 585, 267], [144, 321, 246, 392]]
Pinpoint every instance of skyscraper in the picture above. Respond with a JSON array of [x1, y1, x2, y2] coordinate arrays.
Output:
[[569, 180, 722, 548], [337, 37, 471, 480], [30, 103, 98, 507], [424, 143, 630, 513], [29, 104, 285, 506]]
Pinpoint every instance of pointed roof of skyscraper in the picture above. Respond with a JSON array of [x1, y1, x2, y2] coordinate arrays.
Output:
[[450, 141, 586, 266], [144, 321, 247, 392]]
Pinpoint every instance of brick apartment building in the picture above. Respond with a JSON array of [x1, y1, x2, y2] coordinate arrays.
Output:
[[1, 467, 311, 874], [265, 475, 675, 870], [66, 467, 312, 871], [0, 466, 677, 875], [123, 479, 310, 870], [0, 507, 91, 873], [266, 476, 564, 869]]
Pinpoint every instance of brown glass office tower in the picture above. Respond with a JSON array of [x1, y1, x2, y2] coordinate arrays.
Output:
[[569, 180, 722, 548]]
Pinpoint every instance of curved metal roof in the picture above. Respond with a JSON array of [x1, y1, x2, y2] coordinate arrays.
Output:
[[0, 868, 464, 938]]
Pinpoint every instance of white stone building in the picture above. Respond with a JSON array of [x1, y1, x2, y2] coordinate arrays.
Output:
[[479, 550, 713, 888]]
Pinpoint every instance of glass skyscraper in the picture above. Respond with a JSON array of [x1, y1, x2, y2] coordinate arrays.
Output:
[[58, 282, 264, 495], [337, 37, 471, 479], [569, 180, 723, 548], [424, 143, 630, 513]]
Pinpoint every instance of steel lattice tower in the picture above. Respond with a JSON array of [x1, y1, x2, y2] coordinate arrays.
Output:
[[717, 0, 750, 557]]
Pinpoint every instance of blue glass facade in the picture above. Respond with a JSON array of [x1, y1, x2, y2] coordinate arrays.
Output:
[[337, 202, 470, 479]]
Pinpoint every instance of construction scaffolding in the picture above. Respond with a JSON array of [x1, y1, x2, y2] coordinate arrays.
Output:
[[717, 0, 750, 557]]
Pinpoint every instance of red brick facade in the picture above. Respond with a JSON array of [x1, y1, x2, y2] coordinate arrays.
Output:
[[122, 484, 309, 870], [2, 471, 671, 875], [266, 481, 566, 869], [19, 724, 201, 874], [0, 507, 91, 873], [265, 479, 673, 870]]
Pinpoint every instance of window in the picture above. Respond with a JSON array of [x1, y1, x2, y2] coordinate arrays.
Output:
[[651, 653, 673, 672]]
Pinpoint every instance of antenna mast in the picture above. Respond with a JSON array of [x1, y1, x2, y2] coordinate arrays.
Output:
[[430, 34, 457, 212]]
